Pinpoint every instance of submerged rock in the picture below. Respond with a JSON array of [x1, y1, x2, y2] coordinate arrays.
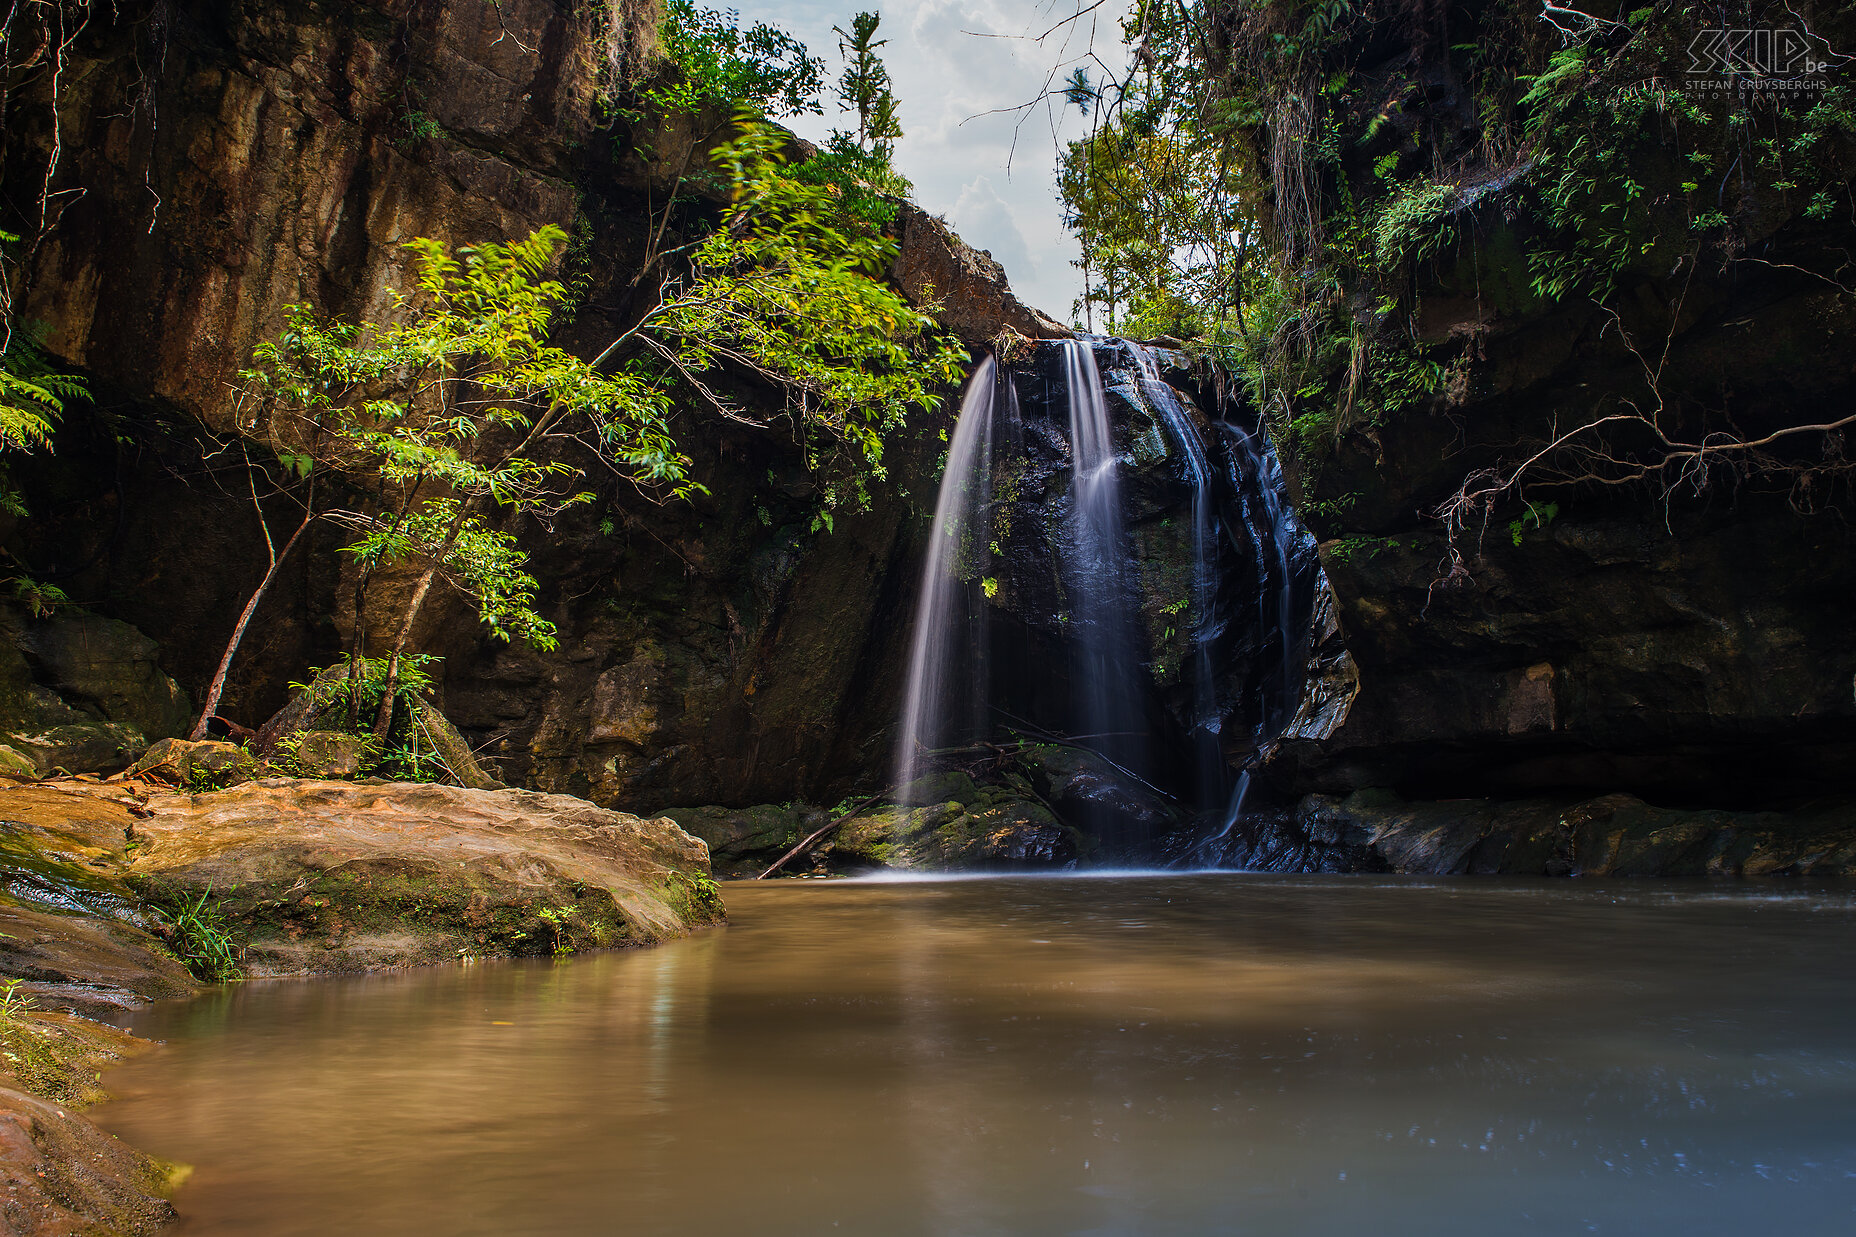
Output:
[[1223, 789, 1856, 877], [122, 780, 723, 974]]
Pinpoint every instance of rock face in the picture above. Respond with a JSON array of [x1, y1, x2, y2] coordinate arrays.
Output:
[[1214, 1, 1856, 809], [123, 779, 722, 973], [1219, 790, 1856, 878], [0, 604, 190, 778], [2, 0, 1059, 820], [891, 203, 1071, 347]]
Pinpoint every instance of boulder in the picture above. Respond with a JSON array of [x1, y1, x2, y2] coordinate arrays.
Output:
[[1017, 745, 1184, 842], [891, 203, 1072, 348], [825, 774, 1079, 871], [290, 730, 369, 779], [122, 780, 724, 974], [0, 605, 189, 777], [11, 608, 190, 742], [660, 803, 812, 877], [127, 737, 267, 788]]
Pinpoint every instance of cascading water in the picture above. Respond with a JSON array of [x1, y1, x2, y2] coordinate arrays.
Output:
[[1059, 340, 1145, 777], [1207, 419, 1308, 840], [1129, 342, 1221, 803], [892, 340, 1326, 864], [894, 356, 999, 803]]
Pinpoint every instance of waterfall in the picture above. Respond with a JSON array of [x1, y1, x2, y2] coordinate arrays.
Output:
[[1061, 340, 1145, 774], [891, 339, 1328, 866], [894, 356, 999, 803], [1219, 422, 1301, 726], [1208, 419, 1307, 844], [1129, 342, 1221, 802]]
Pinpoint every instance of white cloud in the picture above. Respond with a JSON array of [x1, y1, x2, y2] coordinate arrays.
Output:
[[949, 176, 1035, 288], [725, 0, 1132, 323]]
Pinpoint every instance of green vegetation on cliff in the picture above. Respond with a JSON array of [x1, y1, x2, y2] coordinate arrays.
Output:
[[1060, 0, 1856, 536]]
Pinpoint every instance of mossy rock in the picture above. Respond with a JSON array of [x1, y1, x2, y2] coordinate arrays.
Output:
[[128, 737, 269, 788], [827, 788, 1078, 872]]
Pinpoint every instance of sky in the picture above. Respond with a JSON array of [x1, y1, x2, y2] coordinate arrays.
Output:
[[727, 0, 1132, 324]]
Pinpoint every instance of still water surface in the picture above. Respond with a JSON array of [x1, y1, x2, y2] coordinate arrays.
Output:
[[101, 875, 1856, 1235]]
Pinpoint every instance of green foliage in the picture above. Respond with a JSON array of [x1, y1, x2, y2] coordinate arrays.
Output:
[[791, 131, 909, 232], [247, 226, 689, 651], [1508, 500, 1559, 546], [7, 576, 68, 619], [640, 116, 966, 515], [0, 322, 85, 516], [153, 887, 244, 984], [1059, 0, 1258, 337], [832, 12, 903, 157], [290, 653, 440, 730], [650, 0, 824, 118], [537, 904, 580, 955], [1370, 179, 1461, 270]]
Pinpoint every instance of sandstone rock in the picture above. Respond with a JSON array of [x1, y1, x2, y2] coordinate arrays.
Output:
[[123, 780, 723, 974], [892, 202, 1072, 347], [0, 904, 199, 1021], [0, 1086, 178, 1236]]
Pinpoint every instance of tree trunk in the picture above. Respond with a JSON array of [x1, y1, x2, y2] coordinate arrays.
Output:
[[369, 565, 439, 744], [191, 462, 317, 741], [190, 514, 314, 739]]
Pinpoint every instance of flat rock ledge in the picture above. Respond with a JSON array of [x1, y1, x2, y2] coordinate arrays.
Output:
[[123, 779, 724, 975]]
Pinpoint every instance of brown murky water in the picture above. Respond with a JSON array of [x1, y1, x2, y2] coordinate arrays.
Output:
[[100, 875, 1856, 1235]]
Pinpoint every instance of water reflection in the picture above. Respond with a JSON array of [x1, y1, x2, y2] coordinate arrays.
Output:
[[100, 877, 1856, 1235]]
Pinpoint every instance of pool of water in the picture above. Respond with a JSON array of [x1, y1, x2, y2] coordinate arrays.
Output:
[[99, 875, 1856, 1235]]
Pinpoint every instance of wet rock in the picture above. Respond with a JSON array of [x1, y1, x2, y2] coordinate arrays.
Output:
[[659, 804, 813, 877], [122, 780, 723, 974], [1017, 745, 1183, 842], [1223, 789, 1856, 877], [825, 775, 1078, 871], [0, 905, 198, 1022], [0, 1086, 179, 1236], [127, 737, 266, 788]]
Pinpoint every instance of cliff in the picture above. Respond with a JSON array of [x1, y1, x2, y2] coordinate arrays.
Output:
[[0, 0, 1056, 812]]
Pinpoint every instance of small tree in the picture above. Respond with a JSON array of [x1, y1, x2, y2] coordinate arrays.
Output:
[[832, 12, 902, 157], [238, 226, 694, 741]]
